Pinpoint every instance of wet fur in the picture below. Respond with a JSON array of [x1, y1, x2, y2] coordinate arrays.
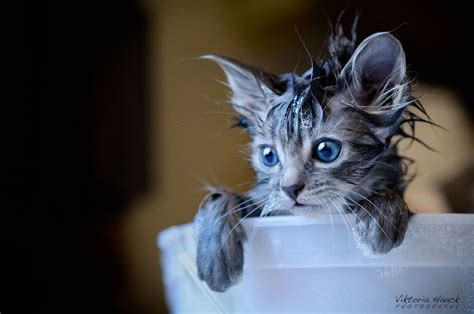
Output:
[[194, 20, 433, 292]]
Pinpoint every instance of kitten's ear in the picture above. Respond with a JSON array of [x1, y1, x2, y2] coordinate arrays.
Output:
[[201, 54, 287, 123], [340, 32, 406, 105]]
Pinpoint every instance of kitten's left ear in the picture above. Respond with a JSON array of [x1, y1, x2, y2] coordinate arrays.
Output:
[[340, 32, 406, 105], [200, 54, 288, 128]]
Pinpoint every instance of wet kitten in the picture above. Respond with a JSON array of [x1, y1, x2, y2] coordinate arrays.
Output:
[[194, 23, 431, 292]]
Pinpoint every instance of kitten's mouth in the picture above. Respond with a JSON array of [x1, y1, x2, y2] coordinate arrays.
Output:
[[292, 201, 318, 209], [288, 202, 324, 217], [290, 200, 327, 210]]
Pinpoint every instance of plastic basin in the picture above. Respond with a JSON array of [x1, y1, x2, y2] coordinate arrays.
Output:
[[157, 214, 474, 313]]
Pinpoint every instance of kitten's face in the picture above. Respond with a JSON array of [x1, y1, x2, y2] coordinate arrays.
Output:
[[249, 92, 386, 215], [204, 32, 411, 216]]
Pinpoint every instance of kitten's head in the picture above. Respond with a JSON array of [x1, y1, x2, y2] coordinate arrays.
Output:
[[204, 31, 419, 216]]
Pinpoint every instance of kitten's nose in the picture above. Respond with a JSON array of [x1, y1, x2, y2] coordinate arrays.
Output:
[[281, 184, 305, 202]]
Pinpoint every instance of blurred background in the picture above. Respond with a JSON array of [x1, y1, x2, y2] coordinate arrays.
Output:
[[21, 0, 473, 313]]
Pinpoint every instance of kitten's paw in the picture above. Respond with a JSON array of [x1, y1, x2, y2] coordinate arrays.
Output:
[[194, 190, 246, 292], [353, 189, 410, 256], [354, 216, 399, 257]]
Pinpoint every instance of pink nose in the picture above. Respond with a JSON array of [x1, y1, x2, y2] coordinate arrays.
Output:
[[281, 184, 305, 201]]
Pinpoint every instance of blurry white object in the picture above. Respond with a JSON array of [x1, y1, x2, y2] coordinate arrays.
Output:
[[158, 214, 474, 313]]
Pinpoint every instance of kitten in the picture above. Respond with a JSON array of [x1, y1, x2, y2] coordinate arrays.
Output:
[[194, 22, 431, 292]]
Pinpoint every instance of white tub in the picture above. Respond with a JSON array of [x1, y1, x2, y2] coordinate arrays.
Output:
[[157, 214, 474, 313]]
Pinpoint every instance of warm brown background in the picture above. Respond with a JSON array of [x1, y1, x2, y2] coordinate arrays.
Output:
[[26, 0, 473, 313]]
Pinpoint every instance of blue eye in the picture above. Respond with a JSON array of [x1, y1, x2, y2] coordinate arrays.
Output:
[[313, 139, 341, 162], [260, 146, 279, 167]]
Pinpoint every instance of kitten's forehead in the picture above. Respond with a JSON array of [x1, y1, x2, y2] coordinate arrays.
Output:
[[266, 80, 324, 145]]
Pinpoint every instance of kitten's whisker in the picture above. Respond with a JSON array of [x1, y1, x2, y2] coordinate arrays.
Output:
[[322, 199, 335, 248], [341, 187, 400, 231], [374, 160, 395, 170], [248, 219, 260, 251], [341, 193, 393, 243], [221, 192, 271, 214], [344, 188, 409, 235], [329, 193, 368, 247], [327, 196, 355, 247], [292, 53, 300, 76], [345, 182, 384, 196], [248, 204, 273, 250], [234, 180, 257, 188], [340, 185, 405, 235], [219, 201, 268, 254], [332, 186, 395, 230], [216, 197, 269, 222]]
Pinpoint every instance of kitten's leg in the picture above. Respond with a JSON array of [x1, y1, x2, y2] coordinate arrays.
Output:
[[194, 188, 247, 292], [353, 189, 411, 255]]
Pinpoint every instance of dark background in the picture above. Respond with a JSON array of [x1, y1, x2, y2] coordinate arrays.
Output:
[[10, 0, 472, 313]]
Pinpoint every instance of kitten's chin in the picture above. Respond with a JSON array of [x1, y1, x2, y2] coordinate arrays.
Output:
[[289, 202, 341, 217], [289, 204, 325, 218]]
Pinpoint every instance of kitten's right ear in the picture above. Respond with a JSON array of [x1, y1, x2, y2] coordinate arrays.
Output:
[[339, 32, 406, 106], [200, 54, 287, 128]]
